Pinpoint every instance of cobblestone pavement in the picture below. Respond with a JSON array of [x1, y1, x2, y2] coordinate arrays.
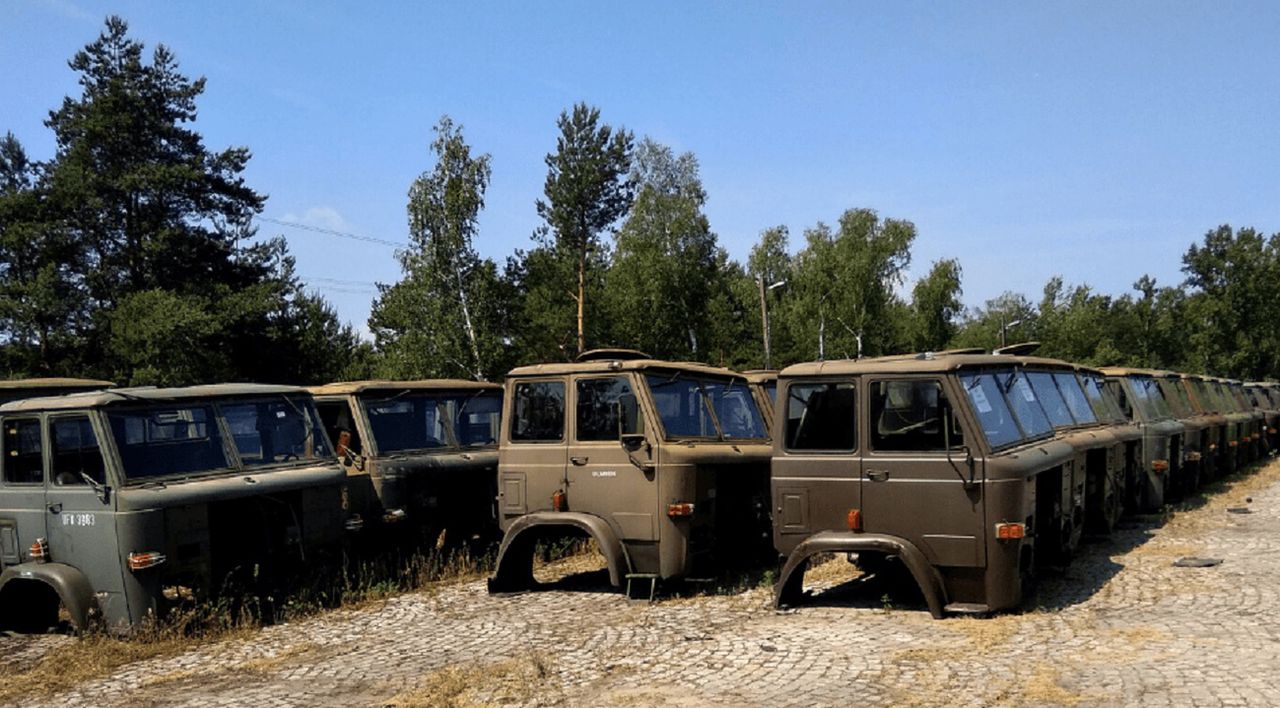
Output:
[[7, 461, 1280, 707]]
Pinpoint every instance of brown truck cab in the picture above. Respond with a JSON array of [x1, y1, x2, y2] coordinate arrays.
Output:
[[1153, 371, 1212, 496], [772, 353, 1090, 617], [488, 350, 771, 599], [309, 380, 501, 541]]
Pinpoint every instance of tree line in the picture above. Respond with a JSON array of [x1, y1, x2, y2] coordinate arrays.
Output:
[[3, 18, 1278, 387]]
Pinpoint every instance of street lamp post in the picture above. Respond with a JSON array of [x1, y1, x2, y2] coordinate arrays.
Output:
[[1000, 316, 1023, 348], [758, 277, 786, 369]]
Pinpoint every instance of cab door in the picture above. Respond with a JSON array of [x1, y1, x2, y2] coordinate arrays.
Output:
[[498, 378, 569, 524], [860, 377, 985, 570], [0, 416, 49, 568], [44, 414, 118, 584], [771, 379, 861, 555], [565, 375, 656, 546]]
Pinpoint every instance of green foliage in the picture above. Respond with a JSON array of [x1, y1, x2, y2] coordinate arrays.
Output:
[[909, 258, 963, 351], [780, 209, 916, 363], [529, 103, 635, 356], [370, 116, 510, 380], [0, 17, 360, 386], [604, 138, 725, 360]]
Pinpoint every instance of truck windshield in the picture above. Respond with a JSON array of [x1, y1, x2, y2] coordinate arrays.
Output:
[[1131, 377, 1172, 420], [1080, 374, 1126, 423], [221, 397, 332, 466], [1158, 379, 1193, 418], [1053, 373, 1097, 425], [1003, 370, 1053, 438], [959, 371, 1026, 449], [108, 405, 232, 481], [645, 373, 767, 440], [1027, 372, 1075, 428], [363, 390, 501, 453]]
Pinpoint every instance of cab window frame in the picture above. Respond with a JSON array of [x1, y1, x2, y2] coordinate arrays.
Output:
[[48, 412, 110, 488], [866, 376, 965, 455], [508, 378, 568, 444], [1, 415, 47, 487], [572, 375, 639, 444], [781, 378, 858, 454]]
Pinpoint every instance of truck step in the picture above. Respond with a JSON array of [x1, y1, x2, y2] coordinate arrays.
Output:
[[625, 573, 659, 603]]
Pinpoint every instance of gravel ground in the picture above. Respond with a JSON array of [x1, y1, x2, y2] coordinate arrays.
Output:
[[5, 460, 1280, 707]]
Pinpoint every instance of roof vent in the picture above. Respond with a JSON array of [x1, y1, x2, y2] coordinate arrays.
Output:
[[575, 348, 651, 362]]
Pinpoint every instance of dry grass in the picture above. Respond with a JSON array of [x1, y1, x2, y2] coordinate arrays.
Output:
[[385, 653, 560, 707], [0, 626, 250, 703]]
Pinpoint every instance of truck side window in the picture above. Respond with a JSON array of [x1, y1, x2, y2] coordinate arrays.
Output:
[[511, 381, 565, 442], [317, 400, 362, 456], [785, 382, 856, 451], [2, 419, 44, 485], [51, 416, 106, 486], [575, 377, 636, 442], [870, 380, 960, 452]]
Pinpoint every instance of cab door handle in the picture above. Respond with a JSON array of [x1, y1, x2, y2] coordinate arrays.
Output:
[[570, 456, 589, 466], [867, 470, 890, 482], [48, 503, 62, 514]]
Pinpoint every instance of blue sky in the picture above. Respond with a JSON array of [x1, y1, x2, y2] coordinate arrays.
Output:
[[3, 1, 1279, 336]]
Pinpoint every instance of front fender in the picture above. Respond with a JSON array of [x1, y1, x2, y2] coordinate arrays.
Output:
[[488, 512, 631, 592], [773, 531, 948, 618], [0, 562, 98, 628]]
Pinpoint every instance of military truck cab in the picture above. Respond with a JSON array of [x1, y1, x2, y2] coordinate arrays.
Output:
[[1100, 368, 1185, 512], [1244, 383, 1280, 454], [1178, 375, 1228, 481], [1225, 380, 1264, 462], [772, 353, 1088, 618], [309, 380, 502, 542], [1153, 372, 1212, 497], [488, 351, 772, 599], [0, 384, 345, 631]]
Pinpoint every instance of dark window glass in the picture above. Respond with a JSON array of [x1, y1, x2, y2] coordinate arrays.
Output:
[[785, 382, 856, 451], [221, 398, 331, 466], [645, 374, 766, 440], [51, 416, 106, 486], [1004, 370, 1053, 438], [364, 395, 450, 452], [3, 419, 43, 485], [1028, 372, 1074, 428], [317, 400, 362, 456], [108, 406, 231, 481], [870, 379, 960, 452], [1054, 373, 1097, 425], [455, 392, 501, 446], [576, 377, 637, 442], [764, 382, 778, 404], [511, 381, 566, 442], [960, 373, 1023, 449]]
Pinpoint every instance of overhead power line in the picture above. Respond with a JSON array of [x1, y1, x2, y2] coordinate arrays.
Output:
[[256, 216, 406, 248]]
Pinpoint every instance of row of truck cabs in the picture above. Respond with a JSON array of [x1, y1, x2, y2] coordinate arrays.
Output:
[[0, 345, 1276, 630]]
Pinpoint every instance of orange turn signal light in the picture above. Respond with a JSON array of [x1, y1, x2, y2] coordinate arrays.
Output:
[[996, 522, 1026, 540], [1269, 427, 1277, 434], [551, 489, 567, 512], [1229, 440, 1239, 448], [127, 551, 167, 571], [846, 508, 863, 532], [1152, 459, 1170, 473], [29, 538, 48, 561], [667, 502, 695, 518]]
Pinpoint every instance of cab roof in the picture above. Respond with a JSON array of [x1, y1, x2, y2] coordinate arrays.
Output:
[[741, 370, 778, 384], [308, 379, 500, 396], [780, 352, 1033, 377], [0, 377, 115, 390], [1098, 366, 1168, 377], [508, 358, 746, 379], [0, 383, 310, 413]]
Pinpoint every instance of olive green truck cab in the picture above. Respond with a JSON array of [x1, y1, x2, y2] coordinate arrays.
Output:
[[1100, 368, 1186, 512], [0, 384, 346, 631], [488, 351, 771, 599], [309, 380, 502, 541], [772, 352, 1114, 618]]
